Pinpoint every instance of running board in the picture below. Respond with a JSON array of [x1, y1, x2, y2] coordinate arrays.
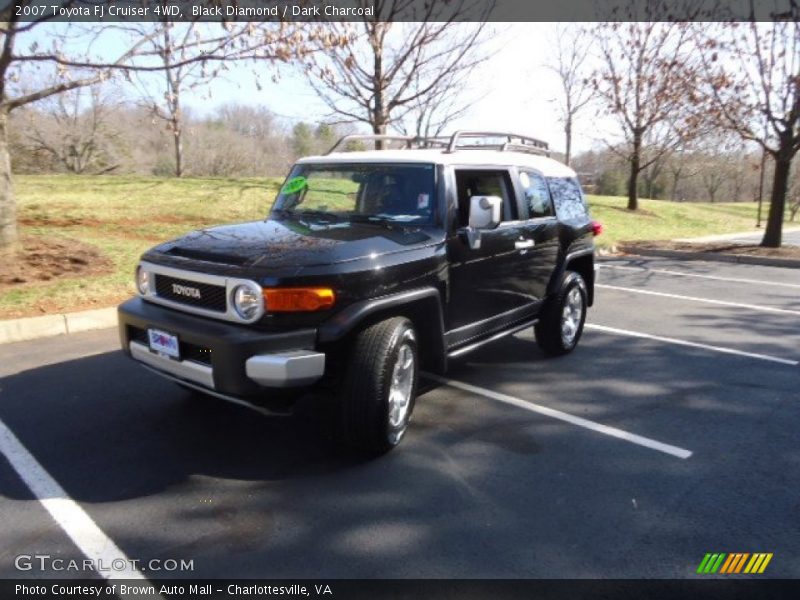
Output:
[[447, 319, 537, 359]]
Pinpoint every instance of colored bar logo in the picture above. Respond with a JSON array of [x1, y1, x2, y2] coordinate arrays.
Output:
[[697, 553, 772, 574]]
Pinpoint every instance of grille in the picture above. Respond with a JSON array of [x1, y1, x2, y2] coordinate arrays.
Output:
[[128, 326, 212, 366], [154, 274, 227, 312], [182, 344, 212, 366]]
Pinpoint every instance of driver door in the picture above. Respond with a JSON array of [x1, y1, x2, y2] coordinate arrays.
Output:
[[445, 168, 539, 348]]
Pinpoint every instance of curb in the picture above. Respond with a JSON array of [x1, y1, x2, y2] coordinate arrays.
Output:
[[0, 307, 117, 345], [615, 245, 800, 269], [674, 226, 800, 243]]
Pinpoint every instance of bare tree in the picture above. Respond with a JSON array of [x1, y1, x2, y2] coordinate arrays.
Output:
[[22, 84, 120, 174], [694, 20, 800, 247], [640, 156, 666, 199], [699, 161, 726, 204], [786, 152, 800, 221], [590, 16, 696, 210], [665, 146, 700, 202], [396, 66, 484, 139], [729, 148, 751, 202], [639, 125, 676, 199], [132, 16, 308, 177], [694, 132, 737, 202], [545, 24, 593, 166], [0, 5, 329, 252], [302, 0, 492, 142], [213, 104, 292, 174], [131, 21, 237, 178]]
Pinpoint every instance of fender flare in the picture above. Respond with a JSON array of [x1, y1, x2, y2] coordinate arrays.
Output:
[[317, 287, 444, 354], [549, 249, 595, 306]]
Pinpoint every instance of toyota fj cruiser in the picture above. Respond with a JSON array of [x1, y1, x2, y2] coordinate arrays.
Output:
[[118, 131, 599, 455]]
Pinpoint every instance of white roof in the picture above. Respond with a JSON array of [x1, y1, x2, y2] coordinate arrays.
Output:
[[297, 149, 576, 178]]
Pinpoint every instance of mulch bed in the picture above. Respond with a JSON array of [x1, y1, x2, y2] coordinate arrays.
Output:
[[0, 235, 113, 289], [620, 240, 800, 260]]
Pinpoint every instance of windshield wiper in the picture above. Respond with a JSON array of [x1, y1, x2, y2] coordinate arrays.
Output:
[[349, 214, 421, 230], [298, 209, 346, 220], [270, 208, 293, 219], [273, 208, 345, 222]]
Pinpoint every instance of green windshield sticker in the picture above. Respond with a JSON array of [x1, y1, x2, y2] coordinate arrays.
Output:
[[282, 176, 308, 195]]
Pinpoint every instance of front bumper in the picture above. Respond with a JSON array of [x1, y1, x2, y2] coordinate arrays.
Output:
[[118, 298, 325, 399]]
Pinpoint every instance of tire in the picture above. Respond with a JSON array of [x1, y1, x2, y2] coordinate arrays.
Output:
[[535, 271, 588, 356], [337, 317, 419, 456]]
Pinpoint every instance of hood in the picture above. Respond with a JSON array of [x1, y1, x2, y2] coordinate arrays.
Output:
[[150, 218, 440, 272]]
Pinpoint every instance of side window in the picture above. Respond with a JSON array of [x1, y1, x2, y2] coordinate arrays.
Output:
[[548, 177, 589, 221], [519, 170, 554, 218], [454, 169, 516, 227]]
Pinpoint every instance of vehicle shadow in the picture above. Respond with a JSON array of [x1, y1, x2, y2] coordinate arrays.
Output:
[[0, 350, 367, 503], [1, 336, 798, 578]]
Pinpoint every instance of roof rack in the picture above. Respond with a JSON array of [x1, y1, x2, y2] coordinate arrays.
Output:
[[326, 134, 448, 154], [446, 131, 550, 156], [325, 131, 550, 157]]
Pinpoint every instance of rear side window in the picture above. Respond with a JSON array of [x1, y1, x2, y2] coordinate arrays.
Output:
[[519, 170, 554, 218], [454, 169, 516, 226], [548, 177, 589, 221]]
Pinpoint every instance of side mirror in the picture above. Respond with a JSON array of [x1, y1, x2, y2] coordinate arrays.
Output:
[[468, 195, 502, 229], [461, 195, 502, 250]]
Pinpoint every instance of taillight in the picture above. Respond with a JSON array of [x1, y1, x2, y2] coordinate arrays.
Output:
[[591, 221, 603, 236]]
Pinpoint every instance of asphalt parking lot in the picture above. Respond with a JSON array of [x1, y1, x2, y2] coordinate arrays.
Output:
[[0, 256, 798, 580]]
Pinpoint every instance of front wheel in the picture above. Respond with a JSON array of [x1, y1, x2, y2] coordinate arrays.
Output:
[[535, 271, 588, 356], [337, 317, 419, 456]]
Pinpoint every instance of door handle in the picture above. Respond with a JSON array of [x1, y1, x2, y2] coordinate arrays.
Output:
[[515, 239, 535, 250]]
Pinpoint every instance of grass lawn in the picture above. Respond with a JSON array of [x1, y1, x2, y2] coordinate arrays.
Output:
[[2, 175, 282, 319], [586, 194, 761, 249], [0, 174, 770, 319]]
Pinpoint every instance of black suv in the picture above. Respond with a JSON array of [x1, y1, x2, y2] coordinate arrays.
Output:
[[118, 131, 598, 455]]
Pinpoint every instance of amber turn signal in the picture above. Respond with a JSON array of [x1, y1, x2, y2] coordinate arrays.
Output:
[[263, 287, 336, 312]]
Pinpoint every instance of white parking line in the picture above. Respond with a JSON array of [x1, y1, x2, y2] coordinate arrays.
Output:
[[586, 323, 799, 366], [0, 417, 151, 585], [423, 373, 693, 459], [599, 263, 800, 290], [596, 284, 800, 316]]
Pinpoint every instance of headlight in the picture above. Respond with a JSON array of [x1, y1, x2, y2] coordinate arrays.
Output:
[[136, 266, 150, 295], [232, 283, 262, 320]]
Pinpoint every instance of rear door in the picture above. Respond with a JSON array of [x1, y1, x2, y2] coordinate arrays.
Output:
[[445, 168, 539, 348], [513, 168, 561, 300]]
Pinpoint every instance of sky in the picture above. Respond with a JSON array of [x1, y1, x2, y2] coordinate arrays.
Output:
[[19, 22, 614, 156], [174, 23, 611, 155]]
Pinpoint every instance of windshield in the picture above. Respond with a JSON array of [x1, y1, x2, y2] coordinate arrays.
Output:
[[272, 163, 436, 224]]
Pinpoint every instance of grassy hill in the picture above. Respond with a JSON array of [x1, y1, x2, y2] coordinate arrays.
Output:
[[586, 194, 759, 249], [0, 175, 764, 319]]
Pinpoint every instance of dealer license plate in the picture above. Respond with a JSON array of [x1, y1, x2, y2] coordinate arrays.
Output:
[[148, 329, 180, 359]]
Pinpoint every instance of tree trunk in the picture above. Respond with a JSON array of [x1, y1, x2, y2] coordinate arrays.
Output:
[[173, 125, 183, 178], [761, 151, 791, 248], [669, 169, 681, 201], [171, 88, 183, 177], [564, 118, 572, 166], [627, 132, 641, 210], [0, 110, 18, 253], [371, 32, 386, 149]]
